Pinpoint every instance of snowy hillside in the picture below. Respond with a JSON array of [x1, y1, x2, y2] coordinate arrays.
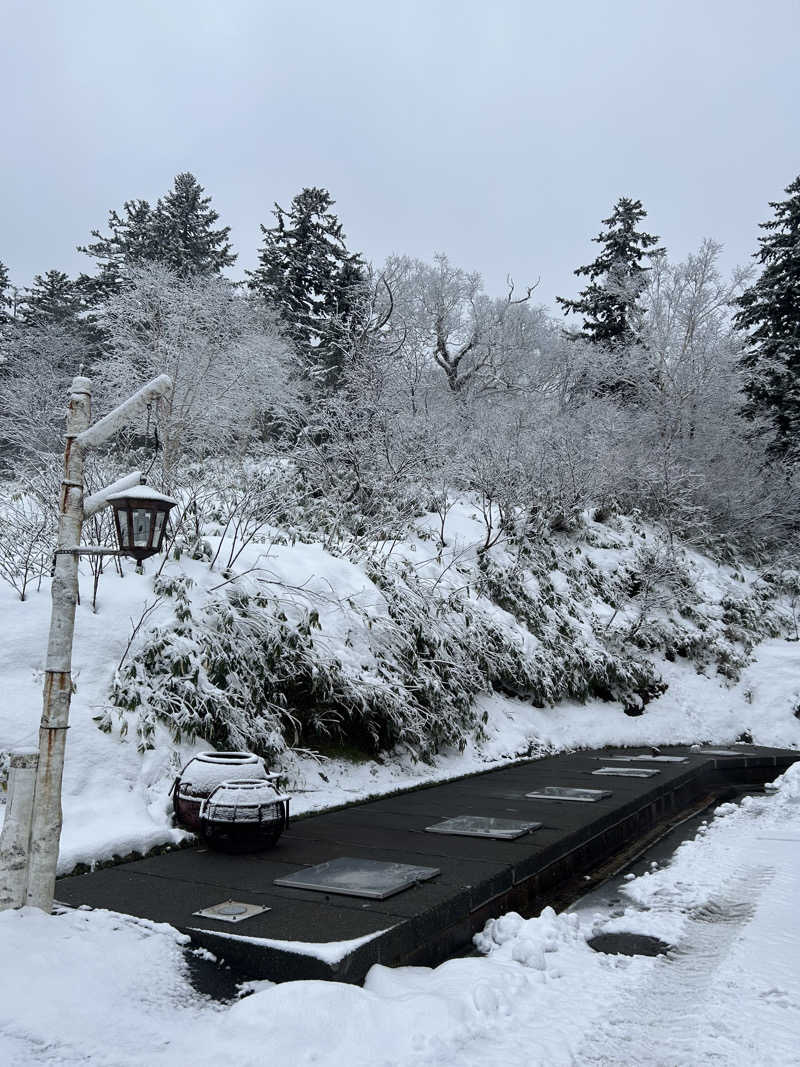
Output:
[[1, 499, 798, 875]]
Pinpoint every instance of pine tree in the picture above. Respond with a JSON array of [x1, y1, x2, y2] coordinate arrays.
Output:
[[735, 175, 800, 461], [0, 260, 12, 323], [557, 197, 663, 349], [150, 172, 236, 276], [78, 198, 159, 300], [247, 187, 366, 388], [79, 173, 235, 299], [18, 270, 84, 326]]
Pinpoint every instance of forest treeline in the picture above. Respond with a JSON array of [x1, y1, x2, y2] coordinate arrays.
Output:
[[1, 172, 799, 760], [1, 171, 799, 577]]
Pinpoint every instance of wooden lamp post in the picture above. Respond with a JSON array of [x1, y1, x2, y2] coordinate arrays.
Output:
[[0, 372, 174, 912]]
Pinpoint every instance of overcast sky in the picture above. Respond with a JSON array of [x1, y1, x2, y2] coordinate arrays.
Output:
[[2, 0, 799, 312]]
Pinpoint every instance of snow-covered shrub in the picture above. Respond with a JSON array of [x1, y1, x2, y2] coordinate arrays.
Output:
[[0, 484, 55, 600], [473, 555, 665, 712], [759, 566, 800, 641], [720, 590, 785, 646], [596, 542, 784, 681], [364, 561, 522, 746], [110, 571, 449, 760], [205, 462, 302, 574], [108, 531, 677, 764], [288, 364, 433, 554]]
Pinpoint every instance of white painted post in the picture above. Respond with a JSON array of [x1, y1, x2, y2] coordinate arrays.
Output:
[[0, 751, 40, 910], [25, 375, 91, 910], [0, 372, 172, 914]]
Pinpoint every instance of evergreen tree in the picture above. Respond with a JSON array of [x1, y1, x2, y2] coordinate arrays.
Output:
[[79, 173, 235, 299], [247, 187, 366, 388], [78, 198, 159, 300], [0, 259, 13, 323], [557, 197, 663, 349], [150, 172, 236, 276], [735, 175, 800, 461], [18, 269, 83, 326]]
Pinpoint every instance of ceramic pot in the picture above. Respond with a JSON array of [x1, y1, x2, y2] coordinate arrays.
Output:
[[199, 778, 290, 853], [172, 751, 267, 831]]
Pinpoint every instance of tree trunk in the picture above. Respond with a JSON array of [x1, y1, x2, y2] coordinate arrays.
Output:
[[25, 376, 90, 911]]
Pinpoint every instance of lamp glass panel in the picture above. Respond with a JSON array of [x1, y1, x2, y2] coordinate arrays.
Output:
[[117, 513, 131, 547], [131, 509, 152, 547], [152, 512, 165, 546]]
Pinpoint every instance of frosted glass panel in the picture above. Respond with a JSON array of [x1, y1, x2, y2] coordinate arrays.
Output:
[[592, 767, 660, 778], [274, 857, 440, 899], [525, 786, 612, 802], [131, 509, 151, 547], [598, 755, 688, 764], [426, 816, 541, 839]]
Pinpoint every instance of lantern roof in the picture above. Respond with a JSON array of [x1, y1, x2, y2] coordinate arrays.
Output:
[[106, 484, 177, 506]]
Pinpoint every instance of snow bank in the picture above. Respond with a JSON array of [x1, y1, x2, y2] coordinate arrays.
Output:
[[187, 924, 393, 966], [5, 766, 798, 1064]]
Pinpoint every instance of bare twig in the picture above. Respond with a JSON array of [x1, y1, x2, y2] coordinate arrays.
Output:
[[116, 596, 165, 674]]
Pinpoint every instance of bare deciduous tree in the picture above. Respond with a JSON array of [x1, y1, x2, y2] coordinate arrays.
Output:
[[96, 263, 295, 488], [0, 323, 87, 468], [385, 253, 539, 396]]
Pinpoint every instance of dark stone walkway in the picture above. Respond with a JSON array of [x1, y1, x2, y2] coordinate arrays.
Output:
[[55, 743, 799, 984]]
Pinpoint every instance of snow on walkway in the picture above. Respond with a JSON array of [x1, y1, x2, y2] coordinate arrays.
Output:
[[1, 765, 799, 1066], [574, 859, 792, 1065], [572, 785, 800, 1065]]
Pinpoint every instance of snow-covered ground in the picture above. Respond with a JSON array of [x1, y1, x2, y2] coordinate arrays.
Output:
[[1, 761, 798, 1066], [1, 507, 799, 874], [2, 507, 800, 1063]]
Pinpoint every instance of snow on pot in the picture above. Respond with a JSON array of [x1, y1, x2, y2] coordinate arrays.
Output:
[[172, 751, 268, 831], [199, 779, 290, 853]]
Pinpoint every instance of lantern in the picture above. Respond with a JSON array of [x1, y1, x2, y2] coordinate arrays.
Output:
[[106, 484, 177, 563]]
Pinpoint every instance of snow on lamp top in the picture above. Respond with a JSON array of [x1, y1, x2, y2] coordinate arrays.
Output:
[[106, 484, 178, 506]]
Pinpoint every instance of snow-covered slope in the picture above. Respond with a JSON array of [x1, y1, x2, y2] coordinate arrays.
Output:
[[1, 504, 799, 873]]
